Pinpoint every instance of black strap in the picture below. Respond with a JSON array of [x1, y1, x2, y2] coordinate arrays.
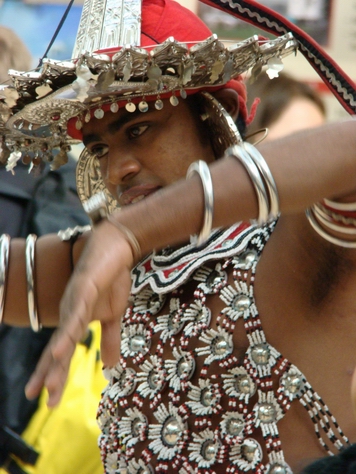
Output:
[[37, 0, 76, 68]]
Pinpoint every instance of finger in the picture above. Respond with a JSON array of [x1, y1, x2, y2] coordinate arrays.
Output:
[[53, 275, 100, 358], [25, 343, 53, 400], [43, 355, 73, 407], [100, 319, 122, 367], [25, 329, 76, 406]]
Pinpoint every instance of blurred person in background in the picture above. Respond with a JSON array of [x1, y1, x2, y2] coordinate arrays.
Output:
[[0, 26, 105, 474], [246, 71, 326, 141]]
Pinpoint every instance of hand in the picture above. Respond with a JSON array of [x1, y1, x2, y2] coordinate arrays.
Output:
[[25, 220, 134, 406]]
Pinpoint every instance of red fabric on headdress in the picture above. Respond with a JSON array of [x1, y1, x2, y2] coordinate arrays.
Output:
[[67, 0, 248, 140], [141, 0, 211, 45]]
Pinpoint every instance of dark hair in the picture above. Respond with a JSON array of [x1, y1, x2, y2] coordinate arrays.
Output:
[[185, 93, 247, 160], [301, 444, 356, 474], [246, 72, 326, 136]]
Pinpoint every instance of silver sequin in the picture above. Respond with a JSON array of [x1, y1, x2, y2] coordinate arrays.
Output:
[[241, 439, 262, 463], [226, 417, 244, 436], [280, 369, 304, 398], [256, 403, 276, 423], [234, 250, 257, 269], [202, 440, 219, 461], [132, 416, 147, 437], [162, 417, 182, 446], [177, 356, 195, 379], [267, 462, 292, 474], [201, 387, 214, 407], [129, 334, 149, 353], [148, 370, 161, 390], [251, 343, 270, 365], [232, 294, 250, 311], [212, 335, 232, 357], [236, 374, 256, 396]]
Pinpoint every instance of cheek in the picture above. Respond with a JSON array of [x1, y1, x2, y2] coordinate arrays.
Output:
[[98, 157, 108, 180], [98, 157, 116, 194]]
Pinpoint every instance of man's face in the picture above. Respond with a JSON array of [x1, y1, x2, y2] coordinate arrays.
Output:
[[82, 98, 215, 207]]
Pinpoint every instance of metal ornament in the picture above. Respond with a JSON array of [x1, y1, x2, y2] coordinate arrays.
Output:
[[72, 0, 141, 58]]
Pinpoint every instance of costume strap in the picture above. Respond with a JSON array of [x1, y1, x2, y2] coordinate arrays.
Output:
[[201, 0, 356, 116]]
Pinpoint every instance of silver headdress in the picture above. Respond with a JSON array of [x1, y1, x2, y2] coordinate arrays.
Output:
[[0, 0, 297, 180]]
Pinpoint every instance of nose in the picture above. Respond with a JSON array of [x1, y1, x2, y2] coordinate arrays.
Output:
[[104, 149, 141, 187]]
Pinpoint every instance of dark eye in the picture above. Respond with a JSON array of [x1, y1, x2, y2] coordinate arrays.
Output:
[[128, 124, 148, 139], [88, 144, 109, 159]]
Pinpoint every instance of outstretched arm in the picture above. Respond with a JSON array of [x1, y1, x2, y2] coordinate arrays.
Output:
[[4, 119, 356, 406]]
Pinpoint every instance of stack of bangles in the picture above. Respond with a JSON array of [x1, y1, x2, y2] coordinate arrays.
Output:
[[305, 198, 356, 248], [0, 233, 43, 331], [186, 142, 280, 246]]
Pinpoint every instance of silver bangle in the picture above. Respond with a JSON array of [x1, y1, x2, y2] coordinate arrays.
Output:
[[243, 142, 280, 221], [323, 198, 356, 212], [312, 203, 356, 235], [26, 234, 42, 332], [306, 208, 356, 248], [226, 144, 269, 226], [186, 160, 214, 246], [0, 234, 10, 324]]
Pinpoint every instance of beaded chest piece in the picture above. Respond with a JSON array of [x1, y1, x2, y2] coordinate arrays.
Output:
[[97, 223, 349, 473]]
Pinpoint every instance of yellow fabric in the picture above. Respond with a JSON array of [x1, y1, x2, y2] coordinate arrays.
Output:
[[1, 322, 107, 474]]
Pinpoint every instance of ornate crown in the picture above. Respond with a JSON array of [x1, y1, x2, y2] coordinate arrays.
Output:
[[0, 0, 297, 174]]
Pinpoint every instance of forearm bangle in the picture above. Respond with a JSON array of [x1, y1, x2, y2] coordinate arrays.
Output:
[[306, 206, 356, 248], [186, 160, 214, 247], [0, 234, 10, 324], [243, 142, 280, 221], [25, 234, 42, 332], [226, 144, 269, 225], [107, 216, 142, 263], [83, 191, 142, 262]]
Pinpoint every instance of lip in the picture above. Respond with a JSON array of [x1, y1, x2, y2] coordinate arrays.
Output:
[[118, 184, 161, 206]]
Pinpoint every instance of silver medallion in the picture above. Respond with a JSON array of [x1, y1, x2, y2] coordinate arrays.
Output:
[[251, 343, 270, 365], [126, 102, 136, 113], [110, 102, 119, 113], [169, 95, 179, 106], [129, 334, 150, 353], [162, 417, 182, 446], [155, 99, 164, 110], [94, 108, 104, 119]]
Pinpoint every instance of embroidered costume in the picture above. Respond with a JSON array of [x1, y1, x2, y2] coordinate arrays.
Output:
[[97, 223, 350, 474]]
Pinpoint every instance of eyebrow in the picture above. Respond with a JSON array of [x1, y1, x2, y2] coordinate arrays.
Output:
[[82, 108, 149, 146]]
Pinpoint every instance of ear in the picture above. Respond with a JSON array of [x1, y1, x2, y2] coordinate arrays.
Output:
[[212, 88, 240, 121]]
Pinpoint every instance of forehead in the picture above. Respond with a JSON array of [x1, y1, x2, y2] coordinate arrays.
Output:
[[81, 98, 194, 144], [82, 106, 142, 141]]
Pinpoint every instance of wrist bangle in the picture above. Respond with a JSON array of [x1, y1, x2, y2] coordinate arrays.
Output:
[[243, 142, 280, 221], [106, 216, 142, 263], [83, 192, 142, 262], [226, 144, 269, 225], [0, 234, 10, 324], [26, 234, 41, 332], [186, 160, 214, 247]]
